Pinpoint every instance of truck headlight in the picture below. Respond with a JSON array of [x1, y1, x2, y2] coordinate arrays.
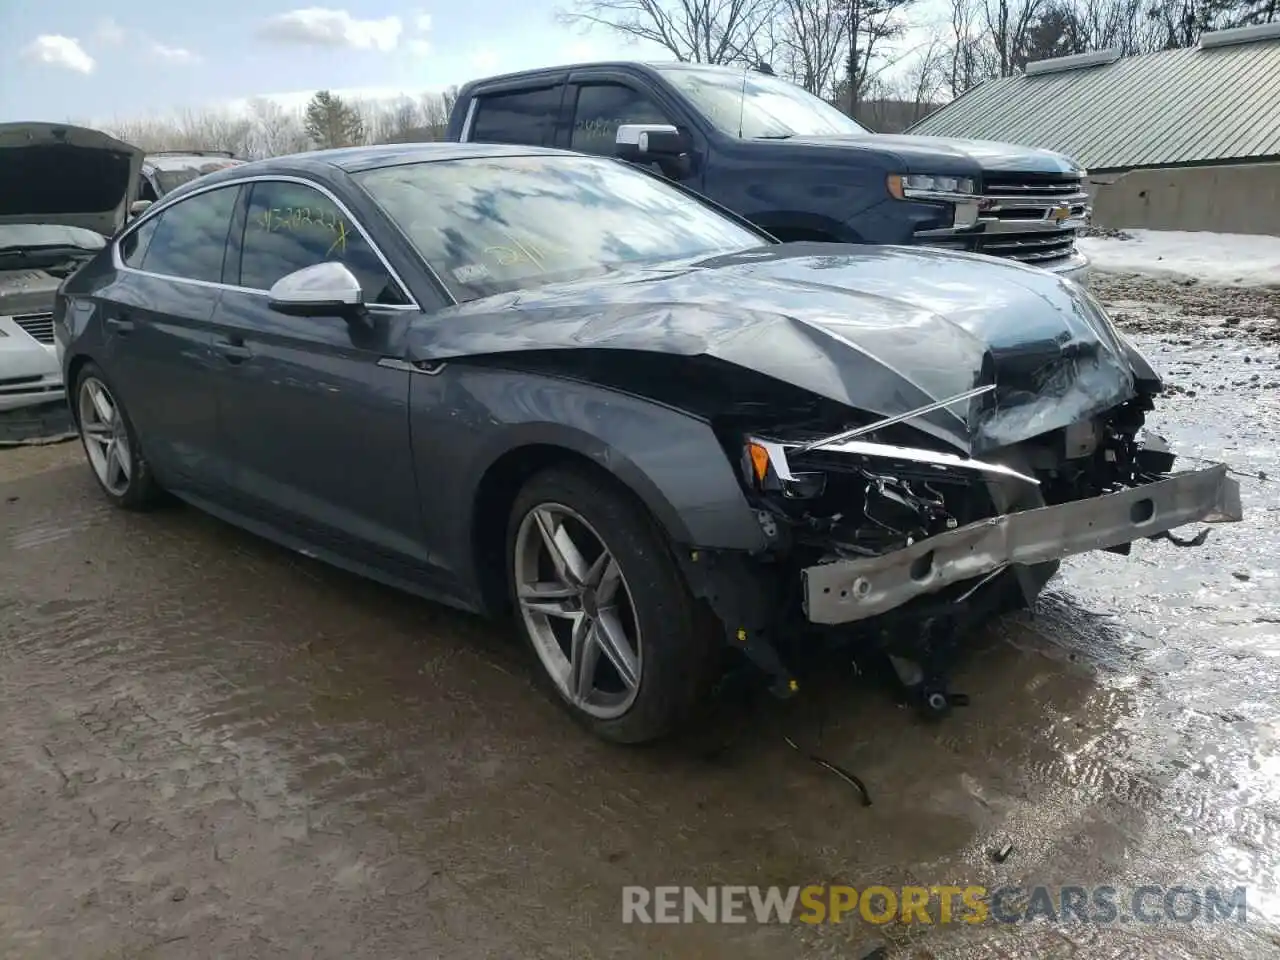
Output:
[[886, 174, 978, 200]]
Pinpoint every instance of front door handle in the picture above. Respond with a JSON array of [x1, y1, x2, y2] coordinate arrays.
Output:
[[214, 338, 253, 363], [105, 316, 135, 334]]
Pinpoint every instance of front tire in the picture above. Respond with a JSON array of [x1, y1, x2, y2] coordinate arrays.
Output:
[[74, 362, 161, 510], [507, 465, 716, 744]]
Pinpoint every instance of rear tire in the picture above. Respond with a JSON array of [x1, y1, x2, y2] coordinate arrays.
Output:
[[73, 362, 162, 510], [506, 465, 717, 744]]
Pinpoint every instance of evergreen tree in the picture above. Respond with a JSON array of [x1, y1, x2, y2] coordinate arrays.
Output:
[[303, 90, 366, 149]]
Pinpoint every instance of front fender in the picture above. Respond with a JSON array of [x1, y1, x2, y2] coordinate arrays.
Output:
[[410, 364, 768, 583]]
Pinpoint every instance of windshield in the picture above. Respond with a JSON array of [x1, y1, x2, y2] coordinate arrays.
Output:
[[356, 154, 765, 302], [657, 65, 867, 140]]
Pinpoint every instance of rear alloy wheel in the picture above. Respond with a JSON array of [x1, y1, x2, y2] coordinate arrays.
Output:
[[508, 466, 716, 743], [75, 364, 160, 509]]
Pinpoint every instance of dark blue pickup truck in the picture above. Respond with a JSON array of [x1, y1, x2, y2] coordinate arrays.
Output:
[[446, 61, 1092, 284]]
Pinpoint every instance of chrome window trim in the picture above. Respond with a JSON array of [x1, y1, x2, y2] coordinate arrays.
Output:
[[459, 97, 479, 142], [112, 173, 421, 311]]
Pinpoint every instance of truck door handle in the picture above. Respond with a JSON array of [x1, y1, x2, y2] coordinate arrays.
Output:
[[105, 316, 135, 334], [214, 338, 253, 363]]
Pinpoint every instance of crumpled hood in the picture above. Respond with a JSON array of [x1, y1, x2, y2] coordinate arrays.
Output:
[[0, 122, 144, 236], [406, 243, 1151, 455]]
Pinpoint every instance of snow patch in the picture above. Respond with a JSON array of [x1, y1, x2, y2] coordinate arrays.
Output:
[[1079, 230, 1280, 288]]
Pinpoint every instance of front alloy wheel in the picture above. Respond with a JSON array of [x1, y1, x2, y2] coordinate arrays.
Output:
[[507, 465, 718, 744], [514, 503, 643, 719]]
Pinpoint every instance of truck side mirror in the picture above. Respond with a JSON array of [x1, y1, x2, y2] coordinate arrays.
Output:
[[615, 124, 693, 180]]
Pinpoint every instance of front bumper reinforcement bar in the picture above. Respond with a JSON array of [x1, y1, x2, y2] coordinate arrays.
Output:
[[802, 463, 1242, 625]]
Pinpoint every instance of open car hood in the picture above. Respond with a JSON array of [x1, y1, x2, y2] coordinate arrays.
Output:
[[406, 243, 1159, 455], [0, 122, 144, 236]]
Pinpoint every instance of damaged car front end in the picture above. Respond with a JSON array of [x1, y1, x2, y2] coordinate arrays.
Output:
[[732, 401, 1239, 709], [414, 233, 1243, 718]]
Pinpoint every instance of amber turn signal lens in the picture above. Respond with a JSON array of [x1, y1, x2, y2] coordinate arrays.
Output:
[[747, 442, 770, 483]]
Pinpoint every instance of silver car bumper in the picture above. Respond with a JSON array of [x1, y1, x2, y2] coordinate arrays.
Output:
[[802, 463, 1242, 625]]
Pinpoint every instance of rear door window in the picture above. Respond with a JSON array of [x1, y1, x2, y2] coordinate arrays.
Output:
[[468, 86, 563, 145], [139, 184, 240, 283]]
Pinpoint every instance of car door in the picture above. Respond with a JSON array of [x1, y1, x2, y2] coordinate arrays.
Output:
[[103, 182, 240, 492], [211, 176, 435, 582]]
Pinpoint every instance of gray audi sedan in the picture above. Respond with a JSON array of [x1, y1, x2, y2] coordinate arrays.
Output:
[[53, 143, 1240, 743]]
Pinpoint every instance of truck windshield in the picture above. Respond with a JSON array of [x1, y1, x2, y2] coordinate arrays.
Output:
[[356, 154, 766, 302], [656, 65, 868, 139]]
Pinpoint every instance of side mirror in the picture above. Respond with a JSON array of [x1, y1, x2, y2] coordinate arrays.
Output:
[[614, 123, 693, 179], [267, 261, 368, 327], [129, 200, 153, 218]]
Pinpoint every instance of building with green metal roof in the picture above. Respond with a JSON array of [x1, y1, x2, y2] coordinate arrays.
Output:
[[908, 23, 1280, 235]]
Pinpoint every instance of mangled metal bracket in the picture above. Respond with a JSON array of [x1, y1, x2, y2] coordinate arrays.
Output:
[[802, 462, 1242, 625]]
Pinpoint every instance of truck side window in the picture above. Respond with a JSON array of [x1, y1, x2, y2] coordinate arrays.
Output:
[[470, 87, 563, 145], [570, 84, 670, 156]]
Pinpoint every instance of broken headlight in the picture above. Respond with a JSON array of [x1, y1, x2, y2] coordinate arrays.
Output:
[[742, 437, 965, 551], [744, 439, 827, 499]]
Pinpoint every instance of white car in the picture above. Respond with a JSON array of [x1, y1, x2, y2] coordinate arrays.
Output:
[[0, 122, 142, 412]]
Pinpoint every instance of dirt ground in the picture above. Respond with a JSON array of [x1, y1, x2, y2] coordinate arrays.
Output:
[[2, 274, 1278, 959]]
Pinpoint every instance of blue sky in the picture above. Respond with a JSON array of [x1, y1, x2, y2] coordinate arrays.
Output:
[[0, 0, 668, 122]]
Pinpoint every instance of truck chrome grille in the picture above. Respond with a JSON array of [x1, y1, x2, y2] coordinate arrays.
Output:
[[14, 313, 55, 344], [919, 172, 1088, 270]]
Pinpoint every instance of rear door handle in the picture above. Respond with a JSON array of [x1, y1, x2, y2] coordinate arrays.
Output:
[[105, 316, 135, 334], [214, 338, 253, 363]]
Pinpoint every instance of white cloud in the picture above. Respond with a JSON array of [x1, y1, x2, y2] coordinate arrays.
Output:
[[414, 13, 432, 34], [95, 18, 127, 45], [259, 8, 403, 52], [22, 35, 95, 74], [151, 43, 201, 64], [89, 18, 201, 66]]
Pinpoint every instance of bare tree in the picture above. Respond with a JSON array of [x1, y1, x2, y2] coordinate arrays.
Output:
[[776, 0, 849, 95], [420, 90, 455, 137], [244, 99, 310, 159], [844, 0, 919, 112], [903, 36, 948, 118], [984, 0, 1046, 75], [946, 0, 995, 95], [559, 0, 780, 63]]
